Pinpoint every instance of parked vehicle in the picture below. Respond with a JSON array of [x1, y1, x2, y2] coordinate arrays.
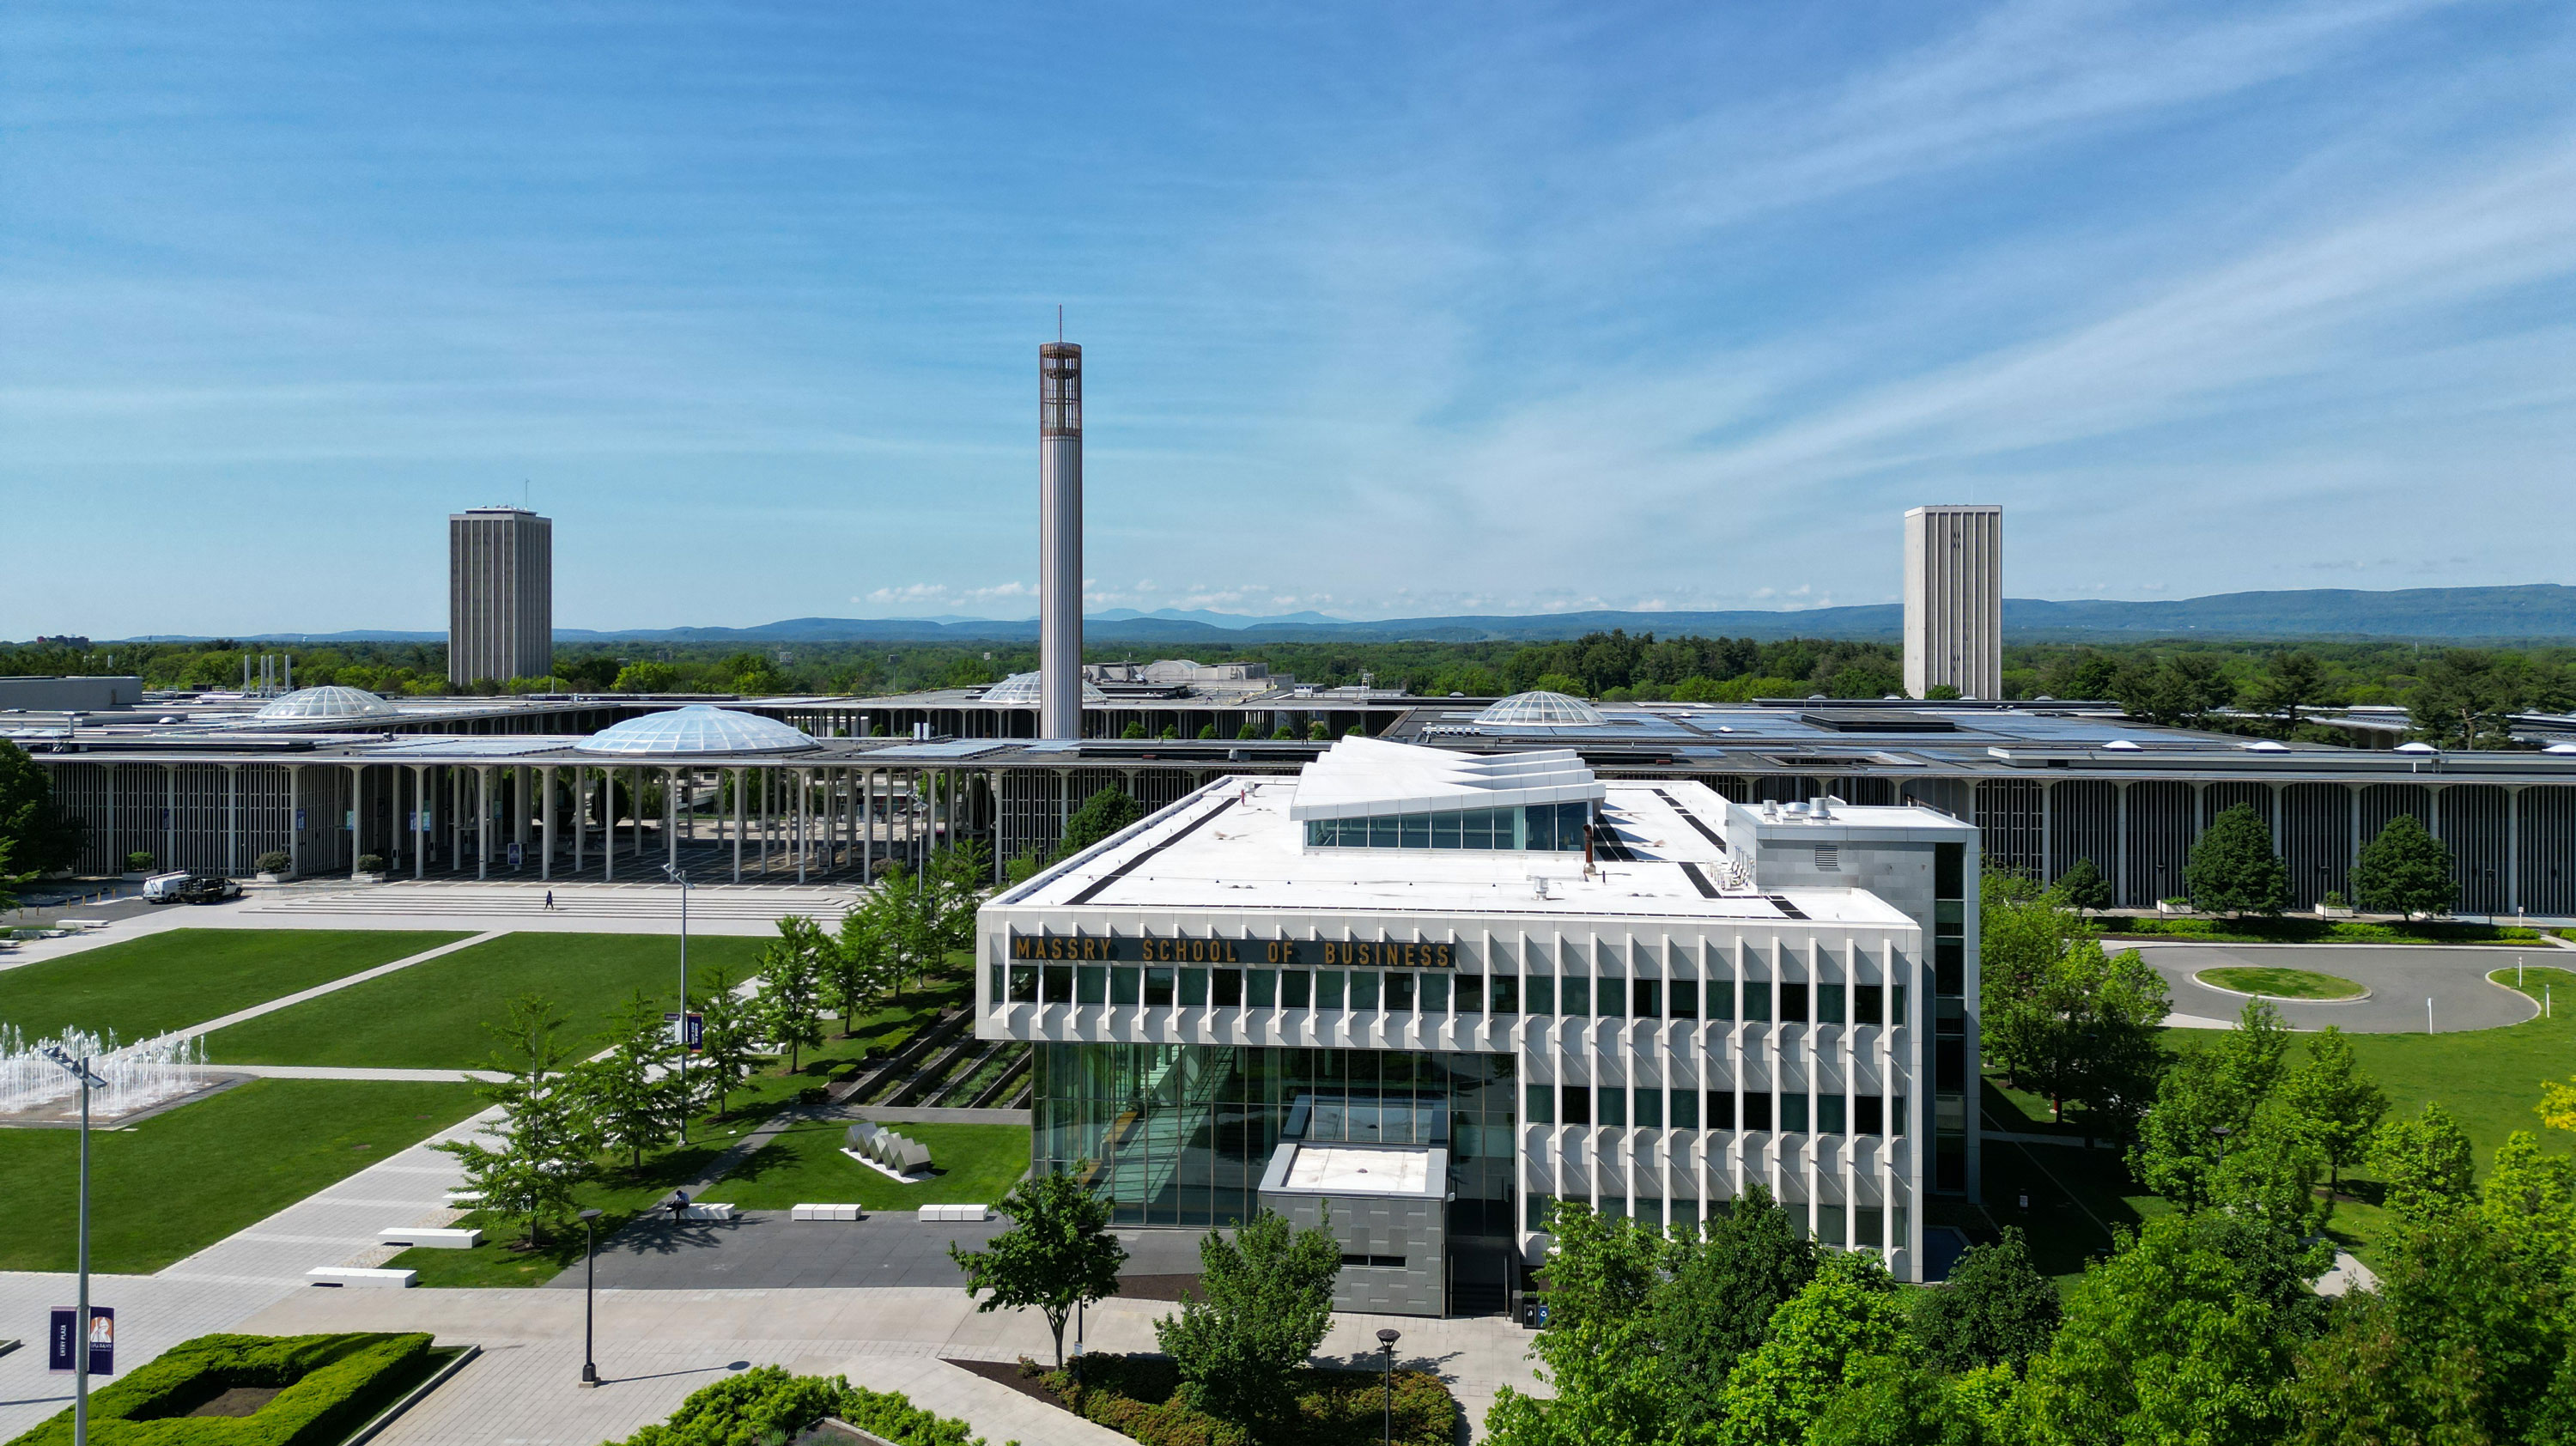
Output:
[[180, 875, 243, 904], [140, 871, 195, 903]]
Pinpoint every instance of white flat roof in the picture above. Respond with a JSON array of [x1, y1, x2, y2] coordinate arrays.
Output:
[[1284, 1145, 1433, 1194], [998, 775, 1921, 927], [1288, 736, 1603, 821]]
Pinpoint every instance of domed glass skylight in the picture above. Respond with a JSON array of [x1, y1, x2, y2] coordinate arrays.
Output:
[[979, 671, 1106, 704], [574, 705, 819, 756], [1473, 690, 1607, 728], [252, 686, 399, 721]]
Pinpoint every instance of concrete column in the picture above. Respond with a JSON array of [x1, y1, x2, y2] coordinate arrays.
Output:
[[629, 766, 642, 860], [542, 765, 556, 882], [2508, 786, 2522, 916], [796, 769, 809, 884], [573, 766, 586, 874], [732, 767, 744, 884], [513, 766, 530, 857], [412, 765, 427, 879], [759, 769, 771, 876], [992, 770, 1005, 882], [288, 764, 302, 879], [226, 764, 240, 877], [349, 763, 366, 879], [476, 766, 491, 880], [163, 763, 177, 872]]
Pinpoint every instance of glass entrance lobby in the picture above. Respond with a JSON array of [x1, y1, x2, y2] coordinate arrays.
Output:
[[1030, 1044, 1517, 1237]]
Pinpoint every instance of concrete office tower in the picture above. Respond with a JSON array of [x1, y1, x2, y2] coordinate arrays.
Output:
[[1038, 342, 1084, 739], [447, 507, 553, 686], [1902, 505, 2002, 701]]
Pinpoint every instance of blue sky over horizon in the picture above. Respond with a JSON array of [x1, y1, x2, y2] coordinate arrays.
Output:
[[5, 1, 2573, 636]]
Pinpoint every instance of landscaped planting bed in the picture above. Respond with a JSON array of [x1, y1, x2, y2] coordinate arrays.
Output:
[[2, 1332, 451, 1446], [1029, 1352, 1458, 1446], [2194, 965, 2367, 999]]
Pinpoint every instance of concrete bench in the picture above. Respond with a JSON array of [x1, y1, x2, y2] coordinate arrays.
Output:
[[791, 1204, 863, 1222], [444, 1190, 482, 1207], [308, 1266, 416, 1288], [917, 1204, 989, 1224], [676, 1203, 738, 1222], [55, 919, 111, 931], [377, 1226, 481, 1249]]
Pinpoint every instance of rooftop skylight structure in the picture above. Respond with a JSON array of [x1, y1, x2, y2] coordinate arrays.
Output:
[[574, 704, 819, 756], [252, 686, 399, 721], [1473, 690, 1607, 729]]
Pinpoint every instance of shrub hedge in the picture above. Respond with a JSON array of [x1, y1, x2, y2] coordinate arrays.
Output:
[[610, 1366, 981, 1446], [2099, 914, 2550, 945], [4, 1332, 438, 1446], [1036, 1353, 1455, 1446]]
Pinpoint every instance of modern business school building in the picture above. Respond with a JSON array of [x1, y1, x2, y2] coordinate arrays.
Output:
[[977, 733, 1978, 1312]]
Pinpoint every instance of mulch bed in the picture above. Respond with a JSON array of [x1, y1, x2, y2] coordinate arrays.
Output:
[[944, 1357, 1063, 1408], [1113, 1273, 1203, 1303]]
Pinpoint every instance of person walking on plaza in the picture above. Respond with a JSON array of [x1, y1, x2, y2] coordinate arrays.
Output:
[[544, 890, 556, 911]]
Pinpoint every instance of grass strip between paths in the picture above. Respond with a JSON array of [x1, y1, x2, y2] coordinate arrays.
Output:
[[0, 928, 470, 1044], [0, 1077, 489, 1274], [204, 931, 771, 1069]]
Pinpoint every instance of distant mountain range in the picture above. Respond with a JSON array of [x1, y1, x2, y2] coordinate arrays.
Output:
[[106, 584, 2576, 647]]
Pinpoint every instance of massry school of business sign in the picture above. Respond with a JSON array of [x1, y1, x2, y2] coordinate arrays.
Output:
[[1008, 931, 1457, 969]]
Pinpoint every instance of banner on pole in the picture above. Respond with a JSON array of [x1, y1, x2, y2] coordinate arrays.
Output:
[[664, 1012, 704, 1050], [47, 1306, 113, 1375]]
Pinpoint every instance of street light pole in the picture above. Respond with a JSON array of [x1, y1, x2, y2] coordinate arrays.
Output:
[[40, 1045, 107, 1446], [1376, 1328, 1400, 1446], [663, 864, 690, 1143], [578, 1207, 604, 1386]]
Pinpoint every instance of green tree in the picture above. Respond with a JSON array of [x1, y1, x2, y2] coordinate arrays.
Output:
[[2408, 649, 2518, 749], [948, 1170, 1128, 1370], [1655, 1183, 1821, 1431], [1978, 872, 2090, 1091], [2370, 1102, 2477, 1223], [1714, 1252, 1909, 1446], [2286, 1209, 2570, 1446], [1057, 787, 1144, 856], [2047, 855, 2112, 914], [434, 994, 599, 1247], [690, 965, 762, 1117], [1153, 1210, 1341, 1425], [1911, 1227, 2061, 1374], [583, 990, 687, 1168], [2131, 1000, 2292, 1212], [2482, 1130, 2576, 1288], [1810, 1358, 2013, 1446], [2246, 650, 2330, 734], [2020, 939, 2171, 1140], [753, 915, 830, 1072], [2019, 1213, 2328, 1446], [1121, 720, 1147, 738], [0, 738, 88, 874], [2350, 813, 2456, 918], [1487, 1200, 1682, 1446], [612, 660, 682, 693], [0, 838, 32, 914], [2274, 1025, 2385, 1194], [1534, 671, 1589, 696], [922, 839, 993, 958], [2184, 803, 2293, 917]]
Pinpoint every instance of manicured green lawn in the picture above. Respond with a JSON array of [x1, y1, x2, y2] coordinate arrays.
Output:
[[389, 981, 975, 1287], [0, 929, 469, 1043], [2344, 968, 2576, 1172], [2195, 965, 2366, 999], [0, 1078, 486, 1273], [719, 1120, 1030, 1211], [203, 932, 770, 1068]]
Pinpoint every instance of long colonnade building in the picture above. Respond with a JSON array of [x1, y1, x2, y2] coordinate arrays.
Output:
[[9, 686, 2575, 921], [976, 737, 1977, 1313]]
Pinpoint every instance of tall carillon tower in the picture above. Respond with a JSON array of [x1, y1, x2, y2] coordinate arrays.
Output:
[[1038, 342, 1084, 739]]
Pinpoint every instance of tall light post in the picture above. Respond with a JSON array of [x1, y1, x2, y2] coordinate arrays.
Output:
[[1376, 1328, 1400, 1446], [662, 863, 690, 1144], [39, 1043, 107, 1446], [577, 1206, 605, 1387]]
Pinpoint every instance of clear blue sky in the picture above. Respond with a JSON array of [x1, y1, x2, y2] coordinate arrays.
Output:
[[5, 1, 2573, 637]]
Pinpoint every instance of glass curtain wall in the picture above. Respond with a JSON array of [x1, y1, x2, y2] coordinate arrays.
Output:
[[1034, 1044, 1517, 1235]]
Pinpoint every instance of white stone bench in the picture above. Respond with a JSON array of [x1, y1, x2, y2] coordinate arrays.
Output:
[[917, 1204, 989, 1223], [676, 1203, 738, 1222], [308, 1266, 416, 1288], [55, 919, 111, 931], [444, 1190, 481, 1207], [791, 1204, 863, 1222], [377, 1226, 481, 1249]]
